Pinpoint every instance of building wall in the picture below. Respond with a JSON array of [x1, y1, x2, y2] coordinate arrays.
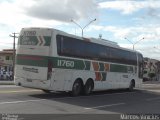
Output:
[[143, 58, 160, 81], [0, 49, 14, 72], [0, 55, 13, 66]]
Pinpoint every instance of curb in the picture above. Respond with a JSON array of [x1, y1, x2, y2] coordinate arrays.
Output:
[[143, 81, 160, 84], [0, 81, 14, 85]]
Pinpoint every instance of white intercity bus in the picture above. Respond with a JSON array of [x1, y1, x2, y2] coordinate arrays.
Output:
[[14, 27, 143, 96]]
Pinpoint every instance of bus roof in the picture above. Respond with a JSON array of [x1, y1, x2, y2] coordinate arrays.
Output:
[[21, 27, 142, 55]]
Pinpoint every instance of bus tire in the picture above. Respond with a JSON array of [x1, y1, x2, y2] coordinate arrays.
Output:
[[42, 89, 51, 93], [71, 79, 82, 97], [128, 80, 135, 91], [83, 79, 94, 95]]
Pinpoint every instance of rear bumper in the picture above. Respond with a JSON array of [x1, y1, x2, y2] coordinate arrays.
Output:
[[14, 77, 51, 90]]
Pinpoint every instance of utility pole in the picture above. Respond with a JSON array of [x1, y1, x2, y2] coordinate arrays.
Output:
[[9, 33, 19, 80]]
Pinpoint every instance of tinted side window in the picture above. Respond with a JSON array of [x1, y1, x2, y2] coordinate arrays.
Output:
[[57, 35, 86, 57], [56, 35, 137, 65]]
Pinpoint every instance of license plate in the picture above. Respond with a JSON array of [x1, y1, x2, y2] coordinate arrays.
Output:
[[27, 79, 32, 82]]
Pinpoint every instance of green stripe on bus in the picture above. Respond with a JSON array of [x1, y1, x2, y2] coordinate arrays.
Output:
[[19, 36, 38, 45], [16, 54, 133, 73], [44, 36, 51, 46], [19, 36, 51, 46], [16, 55, 48, 67], [101, 72, 107, 81], [51, 57, 90, 70], [84, 61, 90, 70], [16, 55, 91, 70], [110, 64, 133, 73], [110, 64, 128, 73], [99, 62, 105, 71]]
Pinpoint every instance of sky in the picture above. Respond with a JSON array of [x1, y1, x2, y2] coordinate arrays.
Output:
[[0, 0, 160, 60]]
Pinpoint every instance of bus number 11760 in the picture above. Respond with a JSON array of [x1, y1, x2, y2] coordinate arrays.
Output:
[[57, 60, 74, 68]]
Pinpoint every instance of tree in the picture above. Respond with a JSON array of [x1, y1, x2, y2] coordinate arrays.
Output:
[[148, 73, 156, 80]]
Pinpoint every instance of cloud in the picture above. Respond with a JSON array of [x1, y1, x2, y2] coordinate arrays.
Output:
[[99, 0, 160, 14], [89, 23, 160, 60], [22, 0, 98, 22], [0, 0, 159, 60], [0, 0, 98, 50], [120, 44, 160, 59], [0, 0, 68, 50], [91, 24, 160, 42]]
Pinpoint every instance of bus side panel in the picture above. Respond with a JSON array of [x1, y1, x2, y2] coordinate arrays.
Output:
[[50, 69, 96, 91], [50, 69, 68, 91]]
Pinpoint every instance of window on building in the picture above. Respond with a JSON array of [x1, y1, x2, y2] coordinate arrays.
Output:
[[10, 56, 13, 60], [6, 56, 10, 60]]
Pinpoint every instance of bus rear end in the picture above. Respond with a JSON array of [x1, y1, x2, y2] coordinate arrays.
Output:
[[15, 28, 52, 90]]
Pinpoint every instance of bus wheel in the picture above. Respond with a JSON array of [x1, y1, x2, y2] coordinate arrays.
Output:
[[128, 80, 135, 91], [71, 79, 82, 96], [83, 80, 94, 95], [42, 89, 51, 93]]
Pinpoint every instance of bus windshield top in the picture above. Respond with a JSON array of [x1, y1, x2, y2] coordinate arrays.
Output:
[[18, 30, 51, 46]]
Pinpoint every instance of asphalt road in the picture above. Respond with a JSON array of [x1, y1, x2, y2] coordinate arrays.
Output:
[[0, 84, 160, 120]]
